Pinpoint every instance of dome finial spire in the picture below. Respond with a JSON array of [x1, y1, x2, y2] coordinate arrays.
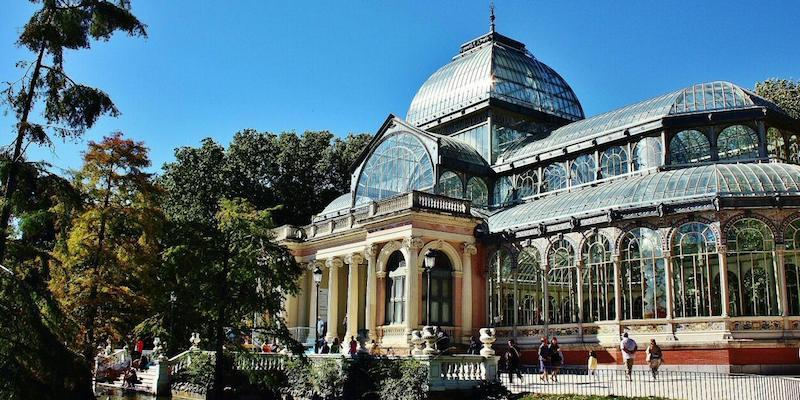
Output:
[[490, 1, 496, 32]]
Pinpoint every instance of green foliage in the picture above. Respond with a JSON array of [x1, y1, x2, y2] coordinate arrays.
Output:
[[755, 78, 800, 120], [173, 352, 216, 389], [377, 358, 429, 400], [474, 379, 512, 400]]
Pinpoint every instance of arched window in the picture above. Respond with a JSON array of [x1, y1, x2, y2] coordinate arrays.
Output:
[[517, 247, 544, 326], [726, 218, 779, 316], [421, 250, 453, 325], [620, 228, 667, 319], [547, 239, 578, 324], [669, 129, 711, 164], [542, 163, 567, 192], [570, 154, 596, 186], [516, 169, 539, 199], [632, 137, 663, 171], [493, 176, 514, 206], [600, 146, 628, 178], [671, 222, 720, 317], [784, 219, 800, 315], [385, 251, 406, 325], [717, 125, 758, 161], [767, 128, 786, 160], [487, 249, 513, 326], [356, 133, 434, 203], [437, 170, 463, 199], [466, 177, 488, 208], [582, 234, 615, 322]]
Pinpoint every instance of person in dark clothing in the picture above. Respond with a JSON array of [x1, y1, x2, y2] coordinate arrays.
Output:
[[538, 336, 551, 382], [549, 337, 563, 382], [435, 327, 450, 352], [320, 341, 330, 354], [505, 339, 523, 383], [467, 336, 480, 355]]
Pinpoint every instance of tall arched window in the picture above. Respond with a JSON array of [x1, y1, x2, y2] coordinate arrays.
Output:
[[487, 249, 513, 326], [542, 163, 567, 192], [669, 129, 711, 164], [493, 176, 514, 206], [356, 133, 434, 203], [726, 218, 779, 316], [632, 137, 663, 171], [570, 154, 596, 186], [516, 169, 539, 199], [767, 128, 786, 160], [548, 239, 578, 324], [582, 234, 615, 322], [421, 250, 453, 325], [671, 222, 720, 317], [466, 177, 488, 208], [621, 228, 667, 319], [717, 125, 759, 161], [517, 247, 544, 326], [437, 170, 463, 199], [385, 251, 406, 325], [784, 219, 800, 315], [600, 146, 628, 178]]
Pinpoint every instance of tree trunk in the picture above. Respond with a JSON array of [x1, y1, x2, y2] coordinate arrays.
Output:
[[0, 43, 47, 262]]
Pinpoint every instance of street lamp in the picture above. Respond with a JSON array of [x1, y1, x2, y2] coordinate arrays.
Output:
[[312, 266, 323, 353], [169, 291, 176, 353], [423, 248, 436, 326]]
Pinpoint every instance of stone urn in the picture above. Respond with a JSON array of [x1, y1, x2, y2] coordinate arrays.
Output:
[[152, 337, 165, 361], [421, 326, 439, 355], [189, 332, 201, 350], [409, 330, 425, 355], [357, 333, 369, 354], [479, 327, 496, 357]]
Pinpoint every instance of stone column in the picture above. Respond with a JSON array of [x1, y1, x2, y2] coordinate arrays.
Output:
[[776, 244, 788, 317], [284, 285, 299, 328], [403, 237, 423, 334], [664, 251, 674, 320], [325, 257, 343, 342], [345, 253, 364, 340], [461, 243, 477, 339], [365, 244, 378, 340], [718, 245, 730, 317], [613, 255, 623, 321]]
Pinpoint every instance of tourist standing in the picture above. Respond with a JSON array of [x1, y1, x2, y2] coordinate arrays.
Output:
[[331, 337, 341, 354], [587, 350, 598, 378], [348, 336, 358, 356], [467, 336, 480, 355], [645, 339, 663, 380], [620, 332, 638, 381], [505, 340, 523, 383], [538, 336, 551, 382], [549, 337, 563, 382]]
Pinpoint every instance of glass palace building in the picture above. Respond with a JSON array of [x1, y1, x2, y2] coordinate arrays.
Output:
[[275, 27, 800, 372]]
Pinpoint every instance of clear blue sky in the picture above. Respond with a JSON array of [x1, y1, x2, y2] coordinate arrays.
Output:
[[1, 0, 798, 174]]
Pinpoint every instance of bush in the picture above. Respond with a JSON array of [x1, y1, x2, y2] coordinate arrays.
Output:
[[377, 358, 428, 400], [171, 352, 215, 394], [474, 379, 512, 400]]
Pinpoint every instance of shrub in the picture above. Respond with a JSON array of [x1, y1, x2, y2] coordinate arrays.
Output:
[[377, 358, 429, 400]]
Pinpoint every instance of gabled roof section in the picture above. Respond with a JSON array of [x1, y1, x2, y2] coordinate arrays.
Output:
[[497, 81, 789, 166], [488, 162, 800, 233]]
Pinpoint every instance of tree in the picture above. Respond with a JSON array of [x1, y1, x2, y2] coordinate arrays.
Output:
[[52, 132, 162, 361], [755, 78, 800, 119], [160, 139, 302, 399], [0, 0, 147, 262]]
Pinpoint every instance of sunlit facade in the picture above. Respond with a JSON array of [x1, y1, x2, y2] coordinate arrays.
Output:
[[276, 28, 800, 372]]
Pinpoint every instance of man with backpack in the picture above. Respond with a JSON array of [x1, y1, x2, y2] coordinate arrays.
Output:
[[620, 332, 638, 381]]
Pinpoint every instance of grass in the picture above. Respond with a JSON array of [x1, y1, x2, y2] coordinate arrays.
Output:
[[520, 395, 668, 400]]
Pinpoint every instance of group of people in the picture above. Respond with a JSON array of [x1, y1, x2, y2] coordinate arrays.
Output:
[[497, 333, 665, 383]]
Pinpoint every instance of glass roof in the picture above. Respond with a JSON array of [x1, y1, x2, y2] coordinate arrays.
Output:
[[488, 162, 800, 232], [316, 193, 352, 219], [438, 135, 490, 171], [499, 81, 783, 164], [355, 132, 435, 205], [406, 34, 584, 126]]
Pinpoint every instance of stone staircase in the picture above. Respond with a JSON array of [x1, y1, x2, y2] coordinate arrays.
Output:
[[110, 366, 159, 394]]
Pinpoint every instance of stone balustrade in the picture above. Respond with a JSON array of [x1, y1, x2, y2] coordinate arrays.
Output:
[[274, 191, 472, 241]]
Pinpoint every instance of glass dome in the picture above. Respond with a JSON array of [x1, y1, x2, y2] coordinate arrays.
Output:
[[406, 32, 584, 127]]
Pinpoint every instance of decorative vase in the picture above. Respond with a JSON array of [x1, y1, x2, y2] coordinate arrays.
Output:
[[479, 327, 496, 357], [410, 330, 425, 355]]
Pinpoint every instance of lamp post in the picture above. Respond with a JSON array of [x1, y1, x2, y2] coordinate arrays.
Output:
[[312, 266, 323, 353], [169, 291, 176, 352], [423, 249, 436, 325]]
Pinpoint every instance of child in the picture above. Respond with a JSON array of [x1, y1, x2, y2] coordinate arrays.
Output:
[[587, 350, 598, 377]]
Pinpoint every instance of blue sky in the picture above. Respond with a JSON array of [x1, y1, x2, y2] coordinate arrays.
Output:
[[1, 0, 798, 173]]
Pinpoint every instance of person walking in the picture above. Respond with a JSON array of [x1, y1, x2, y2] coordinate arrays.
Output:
[[587, 350, 598, 378], [537, 336, 551, 382], [505, 339, 523, 383], [549, 337, 563, 382], [467, 336, 480, 355], [620, 332, 638, 381], [645, 339, 663, 380]]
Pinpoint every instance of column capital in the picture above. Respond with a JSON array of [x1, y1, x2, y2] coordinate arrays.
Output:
[[345, 253, 364, 266], [376, 271, 386, 278], [462, 242, 478, 255], [365, 243, 378, 258], [403, 236, 424, 250], [325, 257, 344, 269]]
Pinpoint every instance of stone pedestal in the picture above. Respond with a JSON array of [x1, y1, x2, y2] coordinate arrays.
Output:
[[479, 327, 496, 357]]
